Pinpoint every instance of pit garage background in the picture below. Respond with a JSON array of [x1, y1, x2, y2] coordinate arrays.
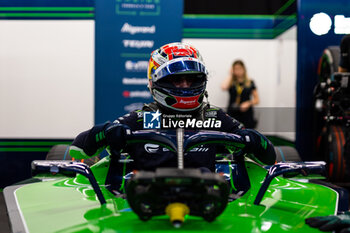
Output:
[[0, 0, 349, 188]]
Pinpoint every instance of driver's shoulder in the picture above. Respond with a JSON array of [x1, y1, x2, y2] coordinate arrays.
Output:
[[113, 111, 140, 123], [203, 105, 225, 118], [111, 103, 157, 129], [204, 105, 243, 131]]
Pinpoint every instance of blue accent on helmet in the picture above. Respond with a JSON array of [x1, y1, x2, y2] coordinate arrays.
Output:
[[152, 58, 208, 83]]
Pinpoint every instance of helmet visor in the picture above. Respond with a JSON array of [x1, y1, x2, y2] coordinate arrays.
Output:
[[152, 58, 208, 83], [157, 73, 207, 89]]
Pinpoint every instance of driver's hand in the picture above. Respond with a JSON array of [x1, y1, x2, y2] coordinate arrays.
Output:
[[234, 129, 276, 165], [105, 123, 131, 152], [306, 212, 350, 232]]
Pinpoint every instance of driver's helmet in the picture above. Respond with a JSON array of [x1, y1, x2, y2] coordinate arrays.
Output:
[[147, 42, 208, 112]]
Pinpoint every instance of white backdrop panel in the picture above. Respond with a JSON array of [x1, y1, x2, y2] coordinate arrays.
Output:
[[0, 20, 95, 138]]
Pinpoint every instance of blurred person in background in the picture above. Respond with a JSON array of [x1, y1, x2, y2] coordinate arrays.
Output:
[[221, 60, 259, 128]]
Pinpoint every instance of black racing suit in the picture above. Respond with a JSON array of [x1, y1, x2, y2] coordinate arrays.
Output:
[[70, 102, 276, 172]]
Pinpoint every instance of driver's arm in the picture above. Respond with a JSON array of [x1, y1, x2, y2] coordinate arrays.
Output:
[[69, 111, 139, 159], [232, 128, 276, 165], [69, 122, 129, 159], [218, 109, 276, 165]]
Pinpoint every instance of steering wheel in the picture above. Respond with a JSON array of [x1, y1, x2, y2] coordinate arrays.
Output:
[[124, 129, 248, 227]]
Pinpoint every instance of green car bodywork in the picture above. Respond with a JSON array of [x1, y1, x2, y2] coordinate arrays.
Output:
[[4, 155, 337, 233]]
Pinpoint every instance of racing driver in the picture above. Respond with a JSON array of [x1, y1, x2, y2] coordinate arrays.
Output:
[[69, 42, 276, 181]]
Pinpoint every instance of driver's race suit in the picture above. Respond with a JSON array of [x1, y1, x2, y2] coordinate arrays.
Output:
[[70, 103, 276, 172]]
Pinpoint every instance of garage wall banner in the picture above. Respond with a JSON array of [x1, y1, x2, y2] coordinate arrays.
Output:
[[95, 0, 183, 124], [0, 0, 94, 19]]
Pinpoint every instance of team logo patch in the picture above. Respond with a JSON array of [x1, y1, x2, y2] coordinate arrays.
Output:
[[143, 110, 161, 129], [205, 111, 217, 118], [144, 143, 159, 153]]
